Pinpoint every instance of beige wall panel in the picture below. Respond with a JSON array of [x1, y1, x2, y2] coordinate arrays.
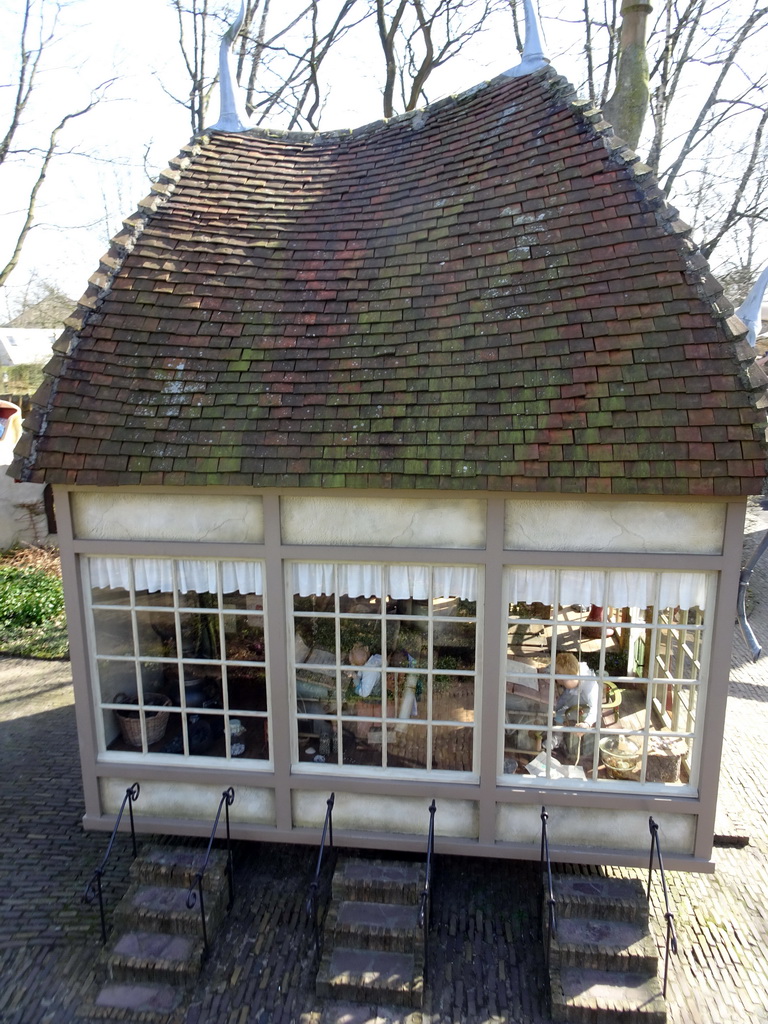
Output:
[[495, 802, 696, 856], [281, 496, 487, 549], [292, 790, 478, 838], [72, 493, 264, 543], [100, 777, 275, 825], [505, 499, 725, 555]]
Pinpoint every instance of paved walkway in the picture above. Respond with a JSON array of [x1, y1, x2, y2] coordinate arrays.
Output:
[[2, 511, 768, 1024]]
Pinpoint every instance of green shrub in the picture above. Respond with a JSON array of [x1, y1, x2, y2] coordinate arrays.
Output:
[[0, 566, 64, 627]]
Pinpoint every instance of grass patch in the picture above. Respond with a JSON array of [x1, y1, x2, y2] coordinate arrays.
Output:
[[0, 546, 69, 660]]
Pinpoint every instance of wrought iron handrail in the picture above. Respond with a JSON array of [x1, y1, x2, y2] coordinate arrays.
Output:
[[647, 816, 678, 998], [306, 792, 335, 962], [418, 799, 437, 981], [540, 806, 557, 955], [83, 782, 140, 944], [186, 787, 235, 956]]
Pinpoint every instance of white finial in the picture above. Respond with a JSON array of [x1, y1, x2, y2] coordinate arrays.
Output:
[[503, 0, 550, 79], [735, 266, 768, 346], [206, 1, 250, 133]]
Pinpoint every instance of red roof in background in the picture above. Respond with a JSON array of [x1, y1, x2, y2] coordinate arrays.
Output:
[[11, 67, 768, 496]]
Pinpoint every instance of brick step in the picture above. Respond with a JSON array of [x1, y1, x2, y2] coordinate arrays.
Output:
[[550, 966, 666, 1024], [308, 1000, 423, 1024], [113, 882, 225, 938], [325, 899, 421, 952], [129, 845, 231, 891], [332, 858, 425, 905], [316, 947, 423, 1009], [552, 875, 649, 924], [93, 981, 183, 1017], [100, 929, 204, 987], [551, 916, 659, 973]]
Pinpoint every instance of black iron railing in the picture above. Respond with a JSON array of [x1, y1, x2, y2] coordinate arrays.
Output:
[[306, 792, 336, 963], [647, 816, 678, 998], [540, 806, 557, 959], [83, 782, 140, 944], [186, 787, 235, 956], [418, 799, 437, 981]]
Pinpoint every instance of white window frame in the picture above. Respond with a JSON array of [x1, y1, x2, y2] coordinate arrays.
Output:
[[84, 555, 271, 767], [287, 560, 482, 782]]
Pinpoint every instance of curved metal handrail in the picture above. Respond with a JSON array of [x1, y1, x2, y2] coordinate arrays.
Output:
[[187, 786, 236, 956], [83, 782, 140, 944], [306, 792, 335, 962], [418, 799, 437, 982], [647, 816, 678, 998], [540, 806, 557, 955]]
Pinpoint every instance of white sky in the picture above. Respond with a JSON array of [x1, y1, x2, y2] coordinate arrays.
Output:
[[0, 0, 764, 316]]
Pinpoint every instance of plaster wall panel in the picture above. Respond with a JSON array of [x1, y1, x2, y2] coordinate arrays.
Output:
[[292, 790, 478, 838], [72, 493, 264, 543], [495, 802, 695, 856], [504, 499, 725, 555], [100, 777, 276, 825], [281, 496, 486, 549]]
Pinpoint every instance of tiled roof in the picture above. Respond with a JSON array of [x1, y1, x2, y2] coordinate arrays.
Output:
[[12, 67, 768, 495]]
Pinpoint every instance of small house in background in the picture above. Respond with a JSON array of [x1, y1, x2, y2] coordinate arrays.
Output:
[[10, 17, 767, 871], [0, 328, 57, 367]]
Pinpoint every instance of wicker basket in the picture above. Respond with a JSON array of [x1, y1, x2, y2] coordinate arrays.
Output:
[[114, 692, 171, 747]]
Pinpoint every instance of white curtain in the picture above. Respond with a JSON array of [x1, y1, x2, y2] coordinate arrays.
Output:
[[504, 567, 708, 611], [89, 557, 263, 595], [291, 563, 478, 601]]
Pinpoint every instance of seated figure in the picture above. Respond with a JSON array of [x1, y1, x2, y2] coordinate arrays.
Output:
[[553, 652, 599, 727]]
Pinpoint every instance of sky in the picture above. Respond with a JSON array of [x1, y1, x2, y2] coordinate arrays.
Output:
[[0, 0, 765, 319]]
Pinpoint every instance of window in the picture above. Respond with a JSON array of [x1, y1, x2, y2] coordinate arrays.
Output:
[[501, 567, 711, 789], [87, 557, 269, 761], [290, 562, 480, 775]]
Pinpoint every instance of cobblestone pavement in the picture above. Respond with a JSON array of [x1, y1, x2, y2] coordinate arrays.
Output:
[[2, 512, 768, 1024]]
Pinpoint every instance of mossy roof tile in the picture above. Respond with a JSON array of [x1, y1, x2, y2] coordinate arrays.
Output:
[[13, 67, 767, 495]]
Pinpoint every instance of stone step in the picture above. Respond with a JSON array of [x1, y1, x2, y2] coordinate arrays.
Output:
[[113, 881, 225, 938], [301, 1000, 424, 1024], [93, 981, 183, 1016], [552, 875, 649, 924], [129, 844, 231, 890], [550, 966, 666, 1024], [332, 858, 425, 905], [100, 929, 204, 987], [325, 899, 421, 952], [550, 916, 659, 974], [316, 947, 423, 1009]]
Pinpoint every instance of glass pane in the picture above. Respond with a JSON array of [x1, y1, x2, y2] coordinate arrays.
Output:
[[654, 626, 703, 681], [598, 734, 643, 782], [91, 585, 130, 607], [433, 619, 476, 664], [222, 589, 262, 612], [136, 610, 175, 658], [387, 619, 428, 665], [432, 675, 474, 724], [97, 658, 139, 705], [92, 609, 133, 656], [600, 682, 648, 731], [645, 735, 690, 784], [178, 612, 220, 660], [432, 596, 476, 617], [385, 724, 427, 770], [339, 618, 385, 659], [226, 666, 268, 713], [227, 714, 268, 760], [432, 726, 473, 771], [387, 656, 425, 722], [298, 717, 337, 764], [223, 616, 265, 662]]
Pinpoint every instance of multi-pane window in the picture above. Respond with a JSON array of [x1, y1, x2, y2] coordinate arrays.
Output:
[[87, 557, 268, 761], [290, 562, 479, 774], [501, 567, 711, 788]]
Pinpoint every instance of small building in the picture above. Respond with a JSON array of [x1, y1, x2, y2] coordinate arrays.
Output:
[[0, 329, 57, 367], [11, 41, 767, 870]]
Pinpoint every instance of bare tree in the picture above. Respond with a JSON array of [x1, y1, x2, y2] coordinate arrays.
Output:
[[375, 0, 512, 117], [0, 0, 114, 289]]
